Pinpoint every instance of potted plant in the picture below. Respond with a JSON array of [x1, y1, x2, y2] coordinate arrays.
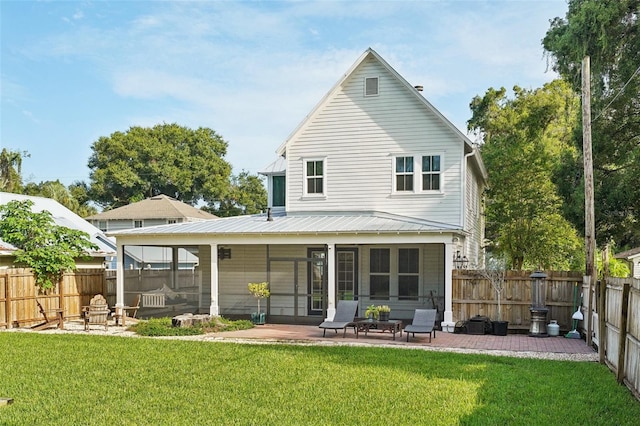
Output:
[[364, 304, 379, 321], [248, 281, 270, 325], [377, 305, 391, 321], [479, 256, 508, 336]]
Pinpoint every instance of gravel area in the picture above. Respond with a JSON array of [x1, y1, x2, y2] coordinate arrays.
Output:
[[3, 320, 599, 362]]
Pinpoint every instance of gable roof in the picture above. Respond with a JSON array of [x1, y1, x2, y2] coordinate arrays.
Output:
[[86, 194, 217, 221], [277, 48, 480, 160], [0, 192, 115, 256]]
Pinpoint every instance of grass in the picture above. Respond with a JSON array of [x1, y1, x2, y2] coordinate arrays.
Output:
[[0, 333, 638, 425]]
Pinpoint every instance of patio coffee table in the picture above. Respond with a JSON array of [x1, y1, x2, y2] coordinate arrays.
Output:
[[356, 319, 403, 340]]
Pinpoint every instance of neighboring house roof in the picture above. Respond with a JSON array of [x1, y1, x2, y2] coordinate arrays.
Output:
[[0, 192, 116, 256], [86, 194, 217, 221], [110, 210, 462, 237], [276, 47, 488, 183], [614, 247, 640, 260]]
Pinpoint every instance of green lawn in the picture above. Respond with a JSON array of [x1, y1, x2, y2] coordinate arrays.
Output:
[[0, 333, 638, 425]]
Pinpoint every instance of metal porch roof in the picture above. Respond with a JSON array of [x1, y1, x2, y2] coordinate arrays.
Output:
[[109, 211, 461, 237]]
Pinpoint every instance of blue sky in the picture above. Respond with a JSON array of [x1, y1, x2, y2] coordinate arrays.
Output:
[[1, 0, 568, 188]]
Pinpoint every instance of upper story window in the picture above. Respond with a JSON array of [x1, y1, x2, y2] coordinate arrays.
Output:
[[168, 219, 178, 224], [395, 156, 414, 191], [305, 159, 324, 195], [134, 220, 143, 228], [421, 155, 441, 191], [272, 175, 286, 207], [394, 154, 443, 193], [98, 220, 107, 232], [364, 77, 379, 96]]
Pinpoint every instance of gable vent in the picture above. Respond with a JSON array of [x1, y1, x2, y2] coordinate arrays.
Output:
[[365, 77, 379, 96]]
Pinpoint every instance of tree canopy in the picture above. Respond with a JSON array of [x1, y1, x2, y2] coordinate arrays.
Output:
[[468, 80, 584, 270], [0, 148, 28, 193], [207, 171, 267, 217], [23, 180, 97, 217], [543, 0, 640, 249], [87, 123, 233, 209], [0, 200, 97, 291]]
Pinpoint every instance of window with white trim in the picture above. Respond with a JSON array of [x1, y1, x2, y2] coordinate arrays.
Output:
[[305, 159, 324, 195], [421, 155, 441, 191], [365, 77, 379, 96], [395, 156, 414, 191]]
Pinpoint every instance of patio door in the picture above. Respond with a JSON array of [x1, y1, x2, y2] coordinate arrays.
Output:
[[307, 247, 358, 315]]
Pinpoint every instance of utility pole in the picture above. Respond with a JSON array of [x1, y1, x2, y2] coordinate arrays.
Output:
[[582, 56, 596, 347]]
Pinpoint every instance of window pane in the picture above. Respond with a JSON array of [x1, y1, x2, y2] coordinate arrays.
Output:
[[432, 174, 440, 190], [399, 248, 419, 273], [399, 276, 419, 300], [307, 161, 315, 176], [370, 276, 389, 300], [432, 155, 440, 171], [370, 249, 390, 273], [422, 156, 431, 172], [396, 157, 405, 173], [315, 160, 323, 176], [273, 176, 285, 206]]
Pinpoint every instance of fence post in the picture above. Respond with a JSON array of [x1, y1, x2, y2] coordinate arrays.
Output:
[[599, 278, 607, 364], [617, 283, 630, 384]]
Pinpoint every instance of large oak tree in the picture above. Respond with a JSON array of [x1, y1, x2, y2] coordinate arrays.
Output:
[[87, 123, 232, 209]]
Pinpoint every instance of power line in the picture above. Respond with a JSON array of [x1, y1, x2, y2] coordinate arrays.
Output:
[[593, 63, 640, 121]]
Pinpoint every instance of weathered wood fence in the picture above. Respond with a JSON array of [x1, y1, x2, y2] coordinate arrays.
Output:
[[595, 276, 640, 399], [0, 268, 111, 329], [452, 270, 582, 332]]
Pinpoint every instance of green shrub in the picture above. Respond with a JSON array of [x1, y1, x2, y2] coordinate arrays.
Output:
[[129, 316, 254, 336]]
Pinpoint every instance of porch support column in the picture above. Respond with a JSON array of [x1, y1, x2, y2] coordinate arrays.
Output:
[[325, 243, 336, 321], [442, 242, 455, 332], [209, 244, 220, 316], [115, 242, 125, 313]]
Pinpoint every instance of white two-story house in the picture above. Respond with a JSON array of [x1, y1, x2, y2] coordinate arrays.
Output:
[[111, 48, 487, 330]]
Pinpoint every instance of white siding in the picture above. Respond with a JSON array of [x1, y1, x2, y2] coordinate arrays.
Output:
[[465, 161, 485, 267], [286, 57, 464, 225]]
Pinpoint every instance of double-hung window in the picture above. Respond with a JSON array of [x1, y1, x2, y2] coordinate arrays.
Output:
[[398, 248, 419, 300], [305, 159, 324, 195], [369, 248, 390, 300], [422, 155, 441, 191], [395, 156, 414, 191], [394, 154, 442, 193]]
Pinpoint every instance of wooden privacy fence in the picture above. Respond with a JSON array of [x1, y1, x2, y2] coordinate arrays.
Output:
[[0, 268, 111, 329], [453, 270, 582, 332], [598, 276, 640, 399]]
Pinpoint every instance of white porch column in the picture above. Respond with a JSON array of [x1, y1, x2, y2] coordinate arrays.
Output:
[[325, 243, 336, 321], [209, 244, 220, 316], [442, 242, 455, 332], [115, 242, 125, 313]]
